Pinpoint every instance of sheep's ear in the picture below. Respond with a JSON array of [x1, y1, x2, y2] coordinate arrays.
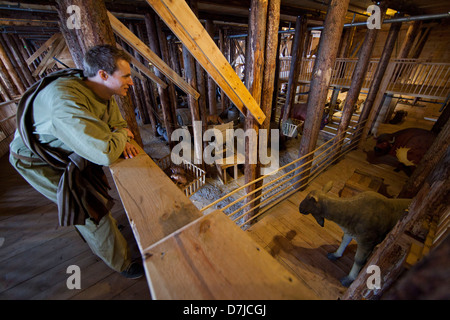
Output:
[[311, 194, 319, 202], [322, 181, 333, 193]]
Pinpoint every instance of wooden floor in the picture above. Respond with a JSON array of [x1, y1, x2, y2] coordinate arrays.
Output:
[[0, 154, 151, 300]]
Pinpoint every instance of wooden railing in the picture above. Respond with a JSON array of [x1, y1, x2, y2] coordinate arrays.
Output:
[[386, 59, 450, 99], [109, 142, 318, 299], [279, 57, 450, 100]]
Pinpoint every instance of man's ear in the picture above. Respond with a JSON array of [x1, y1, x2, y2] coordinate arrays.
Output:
[[99, 70, 109, 81]]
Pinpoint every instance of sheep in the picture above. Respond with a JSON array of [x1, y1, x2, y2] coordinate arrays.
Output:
[[298, 181, 411, 287]]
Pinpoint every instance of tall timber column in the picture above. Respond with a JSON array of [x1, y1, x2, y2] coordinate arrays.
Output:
[[334, 4, 386, 156], [205, 20, 217, 117], [144, 10, 176, 147], [294, 0, 350, 188], [280, 15, 307, 130], [243, 0, 268, 222], [55, 0, 143, 146], [359, 15, 402, 141]]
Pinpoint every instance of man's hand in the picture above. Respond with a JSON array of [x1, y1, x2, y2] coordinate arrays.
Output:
[[124, 128, 134, 140], [123, 141, 139, 159]]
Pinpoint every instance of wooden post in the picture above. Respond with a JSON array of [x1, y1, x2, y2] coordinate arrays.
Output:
[[327, 86, 340, 123], [0, 35, 28, 89], [12, 34, 37, 82], [334, 6, 385, 154], [243, 0, 268, 222], [135, 23, 160, 131], [55, 0, 143, 147], [187, 0, 206, 163], [280, 16, 307, 129], [398, 20, 422, 59], [183, 47, 203, 166], [2, 34, 34, 87], [205, 20, 217, 116], [398, 116, 450, 198], [219, 27, 231, 113], [271, 28, 282, 122], [260, 0, 281, 133], [0, 56, 18, 97], [294, 0, 350, 188], [127, 23, 150, 125], [156, 19, 179, 130], [356, 16, 402, 145], [431, 99, 449, 135], [144, 10, 176, 147], [339, 26, 356, 58], [411, 26, 432, 59], [0, 41, 25, 94]]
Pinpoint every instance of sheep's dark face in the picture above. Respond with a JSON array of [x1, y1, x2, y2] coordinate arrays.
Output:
[[299, 191, 325, 227]]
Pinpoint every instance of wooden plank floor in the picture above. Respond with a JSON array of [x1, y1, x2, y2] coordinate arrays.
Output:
[[0, 154, 151, 300]]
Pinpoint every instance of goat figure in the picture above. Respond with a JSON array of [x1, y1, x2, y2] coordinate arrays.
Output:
[[299, 182, 411, 287]]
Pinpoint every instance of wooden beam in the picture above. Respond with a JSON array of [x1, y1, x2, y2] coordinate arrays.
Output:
[[116, 43, 167, 88], [32, 36, 66, 77], [25, 33, 62, 66], [205, 20, 217, 116], [107, 11, 199, 100], [109, 141, 317, 299], [146, 0, 266, 125], [144, 10, 177, 147], [242, 0, 268, 222], [335, 5, 386, 155], [143, 209, 318, 299], [358, 16, 402, 141], [280, 15, 307, 129], [0, 39, 25, 94], [0, 18, 59, 28], [294, 0, 350, 188], [109, 141, 202, 250]]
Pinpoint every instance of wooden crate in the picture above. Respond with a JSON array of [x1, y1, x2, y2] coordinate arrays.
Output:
[[156, 154, 206, 197], [339, 169, 384, 198]]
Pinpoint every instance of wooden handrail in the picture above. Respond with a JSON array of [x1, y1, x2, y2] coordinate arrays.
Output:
[[108, 141, 318, 299]]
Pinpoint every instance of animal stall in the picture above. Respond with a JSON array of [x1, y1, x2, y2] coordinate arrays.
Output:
[[156, 154, 206, 197]]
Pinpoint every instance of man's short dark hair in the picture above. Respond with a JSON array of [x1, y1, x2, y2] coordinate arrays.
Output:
[[83, 44, 131, 77]]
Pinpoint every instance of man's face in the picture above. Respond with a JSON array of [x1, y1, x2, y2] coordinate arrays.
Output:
[[105, 59, 133, 96]]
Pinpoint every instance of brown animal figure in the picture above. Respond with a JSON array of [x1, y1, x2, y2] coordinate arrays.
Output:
[[170, 173, 187, 186], [373, 128, 435, 174], [299, 181, 411, 287], [170, 165, 186, 176]]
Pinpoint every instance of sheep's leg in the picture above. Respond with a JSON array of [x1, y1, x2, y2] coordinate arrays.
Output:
[[327, 233, 352, 261], [340, 243, 373, 287]]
